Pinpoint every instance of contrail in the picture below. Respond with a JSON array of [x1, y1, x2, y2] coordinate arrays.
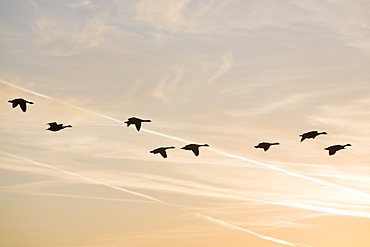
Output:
[[0, 149, 312, 247], [0, 79, 125, 123], [1, 80, 53, 99], [212, 151, 370, 200], [0, 151, 165, 204], [282, 202, 370, 218], [1, 153, 367, 247], [196, 214, 312, 247], [2, 79, 370, 199], [0, 153, 314, 247]]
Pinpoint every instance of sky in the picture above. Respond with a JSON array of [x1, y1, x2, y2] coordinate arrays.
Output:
[[1, 0, 370, 246]]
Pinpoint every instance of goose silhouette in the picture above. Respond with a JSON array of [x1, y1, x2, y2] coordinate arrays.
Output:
[[300, 131, 327, 142], [124, 117, 151, 131], [181, 144, 209, 156], [254, 142, 280, 152], [150, 146, 175, 158], [8, 98, 33, 112], [325, 144, 351, 156], [46, 122, 72, 132]]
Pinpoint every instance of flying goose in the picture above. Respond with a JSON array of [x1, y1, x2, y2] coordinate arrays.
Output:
[[300, 131, 327, 142], [124, 117, 151, 131], [254, 142, 280, 152], [181, 144, 209, 156], [325, 144, 351, 156], [8, 98, 33, 112], [150, 146, 175, 158], [46, 122, 72, 132]]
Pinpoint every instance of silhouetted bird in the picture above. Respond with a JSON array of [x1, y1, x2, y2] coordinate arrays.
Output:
[[124, 117, 151, 131], [300, 130, 327, 142], [150, 146, 175, 158], [46, 122, 72, 132], [325, 144, 351, 156], [8, 98, 33, 112], [254, 142, 280, 152], [181, 144, 209, 156]]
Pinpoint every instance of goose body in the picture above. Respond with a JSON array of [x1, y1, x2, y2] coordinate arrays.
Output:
[[325, 144, 351, 156], [150, 146, 175, 158], [8, 98, 33, 112], [300, 131, 327, 142], [124, 117, 151, 131], [46, 122, 72, 132], [254, 142, 280, 152], [181, 144, 209, 156]]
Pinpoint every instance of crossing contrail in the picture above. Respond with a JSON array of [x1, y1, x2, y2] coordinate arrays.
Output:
[[196, 214, 312, 247], [213, 151, 370, 199], [2, 79, 370, 200], [1, 151, 311, 247], [0, 151, 165, 204], [0, 75, 370, 247]]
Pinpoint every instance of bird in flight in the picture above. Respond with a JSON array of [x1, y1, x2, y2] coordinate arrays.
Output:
[[8, 98, 34, 112], [124, 117, 151, 131], [254, 142, 280, 152], [299, 130, 327, 142], [46, 122, 72, 132], [325, 144, 351, 156], [150, 146, 175, 158], [181, 144, 209, 156]]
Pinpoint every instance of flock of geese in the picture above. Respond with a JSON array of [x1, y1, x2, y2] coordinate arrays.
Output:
[[8, 97, 352, 158]]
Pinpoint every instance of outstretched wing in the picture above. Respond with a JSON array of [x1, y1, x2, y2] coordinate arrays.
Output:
[[19, 102, 27, 112], [47, 122, 58, 127], [263, 145, 270, 152], [192, 147, 200, 156], [300, 135, 306, 142], [159, 150, 168, 158], [12, 102, 19, 108], [134, 122, 142, 131], [328, 149, 337, 156]]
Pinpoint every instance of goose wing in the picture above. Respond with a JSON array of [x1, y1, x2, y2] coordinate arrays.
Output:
[[134, 121, 142, 131], [328, 148, 337, 156], [47, 122, 58, 127], [12, 101, 19, 109], [191, 147, 200, 156], [19, 102, 27, 112], [159, 149, 168, 158], [263, 145, 270, 152]]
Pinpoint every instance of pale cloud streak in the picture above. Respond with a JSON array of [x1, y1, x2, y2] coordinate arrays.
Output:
[[292, 0, 370, 52], [135, 0, 194, 32], [34, 13, 112, 56], [68, 0, 96, 9], [208, 52, 233, 85], [151, 65, 185, 104], [134, 0, 225, 33]]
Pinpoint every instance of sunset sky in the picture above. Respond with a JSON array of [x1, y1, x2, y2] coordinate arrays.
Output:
[[1, 0, 370, 246]]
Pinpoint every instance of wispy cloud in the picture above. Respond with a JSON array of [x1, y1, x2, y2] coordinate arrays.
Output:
[[135, 0, 193, 32], [208, 52, 233, 85], [68, 0, 96, 9], [34, 13, 112, 56], [151, 65, 185, 104], [134, 0, 224, 33], [292, 0, 370, 52]]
